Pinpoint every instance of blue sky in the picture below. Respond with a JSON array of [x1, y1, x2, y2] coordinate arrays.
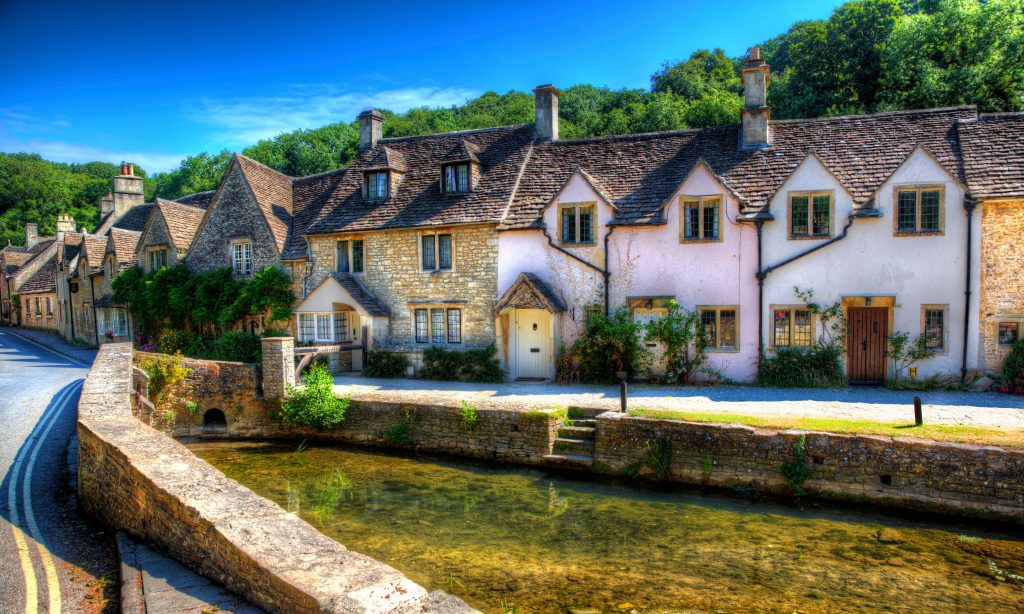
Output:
[[0, 0, 842, 173]]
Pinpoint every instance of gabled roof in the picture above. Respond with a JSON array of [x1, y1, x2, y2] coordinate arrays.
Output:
[[329, 272, 390, 316], [17, 257, 57, 294], [111, 203, 154, 232], [81, 235, 108, 271], [958, 113, 1024, 200], [2, 250, 32, 276], [108, 228, 141, 269], [500, 106, 975, 229], [495, 272, 567, 313], [153, 198, 206, 251], [441, 140, 481, 164], [175, 190, 216, 209], [304, 124, 535, 235], [235, 154, 295, 249], [365, 146, 408, 172]]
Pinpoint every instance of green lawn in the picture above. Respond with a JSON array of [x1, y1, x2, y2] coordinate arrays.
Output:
[[626, 409, 1024, 448]]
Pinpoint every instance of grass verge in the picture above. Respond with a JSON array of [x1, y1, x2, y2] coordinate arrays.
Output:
[[626, 409, 1024, 448]]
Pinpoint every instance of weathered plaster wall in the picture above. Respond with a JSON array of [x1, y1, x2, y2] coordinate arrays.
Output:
[[980, 200, 1024, 373], [187, 167, 283, 275], [594, 412, 1024, 520], [761, 150, 981, 377], [81, 344, 475, 614]]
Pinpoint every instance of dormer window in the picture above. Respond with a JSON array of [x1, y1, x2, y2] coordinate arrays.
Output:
[[365, 171, 389, 200], [442, 163, 471, 193]]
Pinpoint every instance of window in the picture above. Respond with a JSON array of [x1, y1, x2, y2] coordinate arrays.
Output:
[[789, 193, 831, 238], [106, 256, 114, 277], [414, 307, 462, 344], [999, 322, 1020, 346], [147, 248, 167, 272], [365, 171, 389, 200], [351, 240, 364, 273], [699, 307, 738, 351], [559, 203, 596, 245], [34, 297, 40, 315], [922, 306, 946, 352], [895, 187, 943, 235], [681, 197, 722, 242], [45, 297, 51, 316], [298, 312, 350, 343], [421, 234, 453, 271], [336, 240, 365, 274], [232, 241, 253, 275], [443, 163, 471, 193], [772, 307, 813, 349]]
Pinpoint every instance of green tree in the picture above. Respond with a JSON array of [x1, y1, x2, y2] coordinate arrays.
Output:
[[651, 48, 741, 99], [150, 150, 232, 200]]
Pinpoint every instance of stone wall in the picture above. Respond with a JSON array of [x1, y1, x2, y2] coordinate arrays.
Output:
[[981, 200, 1024, 372], [19, 291, 59, 330], [305, 224, 499, 351], [594, 412, 1024, 520], [81, 343, 475, 613]]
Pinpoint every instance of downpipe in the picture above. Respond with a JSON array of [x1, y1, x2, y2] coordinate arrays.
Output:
[[542, 227, 612, 316], [961, 196, 978, 381]]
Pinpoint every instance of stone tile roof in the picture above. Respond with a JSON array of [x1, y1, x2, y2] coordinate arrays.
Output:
[[108, 228, 142, 269], [284, 168, 347, 259], [441, 140, 481, 164], [304, 124, 535, 236], [235, 154, 294, 250], [495, 272, 567, 313], [82, 235, 108, 271], [18, 257, 57, 294], [92, 294, 116, 308], [365, 147, 408, 172], [28, 238, 55, 254], [61, 232, 83, 265], [958, 113, 1024, 200], [500, 106, 975, 229], [154, 198, 206, 251], [175, 190, 215, 209], [3, 250, 32, 275], [111, 204, 155, 233], [329, 272, 390, 316]]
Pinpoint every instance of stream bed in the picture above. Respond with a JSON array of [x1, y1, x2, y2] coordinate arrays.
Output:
[[187, 440, 1024, 613]]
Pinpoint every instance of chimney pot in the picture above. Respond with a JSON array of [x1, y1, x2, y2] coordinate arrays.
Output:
[[533, 84, 560, 141], [749, 47, 760, 61], [358, 109, 383, 152], [128, 162, 134, 176], [121, 161, 128, 175]]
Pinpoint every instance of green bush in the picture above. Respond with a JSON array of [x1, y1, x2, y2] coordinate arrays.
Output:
[[570, 309, 650, 384], [759, 346, 846, 388], [211, 331, 263, 363], [363, 351, 411, 378], [460, 401, 478, 431], [279, 363, 350, 430], [418, 345, 503, 382], [262, 327, 291, 338], [1000, 338, 1024, 394], [157, 329, 209, 357], [642, 299, 707, 384]]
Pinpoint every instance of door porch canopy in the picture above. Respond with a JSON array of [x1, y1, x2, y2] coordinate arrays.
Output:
[[494, 272, 567, 315]]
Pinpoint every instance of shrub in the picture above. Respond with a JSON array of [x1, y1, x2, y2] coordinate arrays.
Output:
[[644, 437, 672, 478], [137, 352, 192, 429], [418, 345, 503, 382], [211, 331, 263, 363], [460, 401, 478, 431], [157, 329, 209, 357], [279, 363, 350, 430], [781, 434, 812, 497], [363, 351, 411, 378], [759, 346, 846, 388], [262, 327, 291, 338], [571, 308, 650, 384], [886, 331, 936, 382], [1000, 338, 1024, 395], [384, 412, 416, 445], [643, 300, 707, 384]]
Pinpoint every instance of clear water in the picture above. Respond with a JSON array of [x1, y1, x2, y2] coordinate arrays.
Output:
[[188, 440, 1024, 613]]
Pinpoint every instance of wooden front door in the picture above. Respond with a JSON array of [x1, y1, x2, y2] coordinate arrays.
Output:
[[847, 307, 888, 385], [513, 309, 552, 379]]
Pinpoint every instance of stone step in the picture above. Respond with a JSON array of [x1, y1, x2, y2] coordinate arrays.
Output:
[[558, 425, 596, 440], [553, 437, 595, 456], [568, 418, 597, 428], [542, 453, 594, 470], [567, 406, 606, 419]]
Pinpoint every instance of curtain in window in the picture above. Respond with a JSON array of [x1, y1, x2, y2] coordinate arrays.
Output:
[[719, 310, 737, 349], [438, 235, 452, 269], [351, 240, 364, 273], [703, 200, 720, 239], [430, 308, 445, 344], [456, 164, 469, 192], [315, 313, 332, 341], [415, 309, 429, 343], [444, 166, 457, 192], [337, 240, 350, 273], [421, 236, 436, 270], [375, 172, 388, 198], [683, 201, 700, 239], [700, 310, 717, 348], [561, 208, 576, 243], [579, 207, 594, 243], [447, 309, 462, 343]]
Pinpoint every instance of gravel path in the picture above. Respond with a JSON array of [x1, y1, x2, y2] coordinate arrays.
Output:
[[333, 375, 1024, 429]]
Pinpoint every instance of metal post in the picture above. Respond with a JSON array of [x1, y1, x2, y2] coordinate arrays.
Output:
[[913, 396, 923, 426]]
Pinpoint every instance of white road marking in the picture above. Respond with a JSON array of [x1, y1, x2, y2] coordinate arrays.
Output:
[[0, 332, 89, 368], [8, 383, 77, 613]]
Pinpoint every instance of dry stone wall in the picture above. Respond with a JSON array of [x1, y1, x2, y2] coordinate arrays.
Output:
[[81, 343, 476, 614], [981, 200, 1024, 372], [594, 411, 1024, 520]]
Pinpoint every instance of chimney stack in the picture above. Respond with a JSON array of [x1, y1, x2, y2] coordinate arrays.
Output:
[[56, 213, 75, 242], [25, 223, 38, 248], [740, 47, 771, 150], [112, 162, 144, 219], [127, 162, 135, 176], [533, 84, 560, 141], [358, 109, 383, 152], [101, 190, 115, 216]]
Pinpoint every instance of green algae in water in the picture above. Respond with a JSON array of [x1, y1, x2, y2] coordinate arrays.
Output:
[[188, 440, 1024, 613]]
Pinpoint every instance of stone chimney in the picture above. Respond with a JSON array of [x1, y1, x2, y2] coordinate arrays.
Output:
[[56, 213, 75, 242], [25, 223, 38, 248], [101, 190, 114, 216], [533, 84, 560, 141], [112, 161, 144, 219], [740, 47, 771, 150], [358, 109, 383, 152]]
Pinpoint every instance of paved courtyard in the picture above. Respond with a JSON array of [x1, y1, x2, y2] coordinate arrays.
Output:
[[333, 375, 1024, 429]]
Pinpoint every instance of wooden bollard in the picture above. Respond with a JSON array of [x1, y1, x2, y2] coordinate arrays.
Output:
[[914, 396, 923, 426]]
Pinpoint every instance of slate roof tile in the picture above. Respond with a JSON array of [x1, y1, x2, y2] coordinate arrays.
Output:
[[154, 198, 206, 251], [174, 190, 215, 209], [111, 204, 154, 233], [108, 228, 141, 268], [329, 272, 390, 316], [235, 154, 294, 249], [958, 113, 1024, 200], [17, 257, 57, 294]]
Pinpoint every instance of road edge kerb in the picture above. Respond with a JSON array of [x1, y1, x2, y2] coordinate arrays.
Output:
[[2, 329, 91, 368], [116, 532, 146, 614]]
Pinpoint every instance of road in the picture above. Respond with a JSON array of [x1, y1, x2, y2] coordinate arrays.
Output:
[[0, 329, 116, 613]]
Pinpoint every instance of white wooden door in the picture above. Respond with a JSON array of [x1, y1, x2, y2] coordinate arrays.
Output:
[[633, 308, 667, 374], [514, 309, 551, 379]]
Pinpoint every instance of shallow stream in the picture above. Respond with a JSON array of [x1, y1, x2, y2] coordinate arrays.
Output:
[[188, 440, 1024, 613]]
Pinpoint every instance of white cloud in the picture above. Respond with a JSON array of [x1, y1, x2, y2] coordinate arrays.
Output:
[[195, 84, 481, 146], [0, 137, 186, 173]]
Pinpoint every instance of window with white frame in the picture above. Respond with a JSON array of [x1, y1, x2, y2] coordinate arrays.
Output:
[[297, 311, 351, 344], [681, 197, 722, 242], [421, 234, 453, 271], [699, 306, 739, 351], [414, 307, 462, 344], [231, 240, 253, 275]]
